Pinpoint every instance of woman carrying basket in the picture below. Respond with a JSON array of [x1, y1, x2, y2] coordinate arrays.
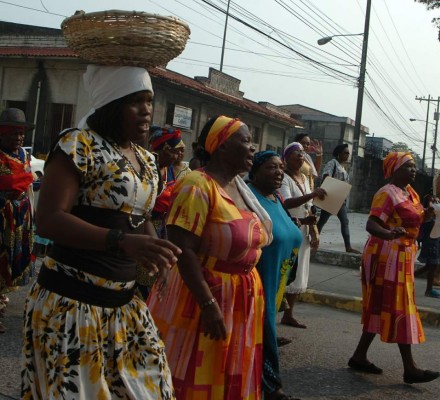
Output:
[[21, 65, 181, 399]]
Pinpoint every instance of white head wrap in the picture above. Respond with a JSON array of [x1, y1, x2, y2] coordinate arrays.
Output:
[[78, 65, 154, 129]]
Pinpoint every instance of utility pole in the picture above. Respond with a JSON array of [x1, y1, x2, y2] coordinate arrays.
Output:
[[219, 0, 231, 72], [415, 95, 431, 173], [416, 96, 440, 175], [434, 97, 440, 174], [352, 0, 371, 162], [350, 0, 371, 204]]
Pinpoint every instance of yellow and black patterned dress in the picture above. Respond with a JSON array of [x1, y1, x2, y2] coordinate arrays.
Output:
[[21, 129, 175, 400]]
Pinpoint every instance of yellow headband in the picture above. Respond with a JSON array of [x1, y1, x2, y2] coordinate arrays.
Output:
[[205, 116, 244, 154], [383, 151, 413, 179]]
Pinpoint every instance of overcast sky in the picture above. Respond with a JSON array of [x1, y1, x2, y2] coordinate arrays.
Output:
[[1, 0, 440, 163]]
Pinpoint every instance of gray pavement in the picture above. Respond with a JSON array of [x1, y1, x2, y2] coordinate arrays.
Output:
[[277, 303, 440, 399], [318, 210, 369, 253]]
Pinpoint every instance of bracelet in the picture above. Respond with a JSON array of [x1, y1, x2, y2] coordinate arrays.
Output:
[[105, 229, 125, 254], [200, 297, 216, 310], [316, 153, 323, 157]]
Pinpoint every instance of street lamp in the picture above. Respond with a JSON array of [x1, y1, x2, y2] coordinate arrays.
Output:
[[317, 0, 372, 197], [317, 33, 364, 46], [409, 118, 435, 124]]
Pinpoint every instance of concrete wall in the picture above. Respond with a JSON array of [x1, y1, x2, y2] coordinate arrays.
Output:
[[348, 156, 433, 211]]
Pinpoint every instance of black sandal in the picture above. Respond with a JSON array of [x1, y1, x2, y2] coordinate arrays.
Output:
[[277, 337, 292, 347]]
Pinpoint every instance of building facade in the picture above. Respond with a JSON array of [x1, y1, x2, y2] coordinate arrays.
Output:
[[0, 22, 300, 160]]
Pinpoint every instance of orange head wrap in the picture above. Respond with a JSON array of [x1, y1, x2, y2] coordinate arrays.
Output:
[[383, 151, 413, 179], [204, 116, 244, 155]]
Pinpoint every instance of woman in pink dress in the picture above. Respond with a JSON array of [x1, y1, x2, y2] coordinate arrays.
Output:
[[148, 115, 273, 399], [349, 152, 439, 384]]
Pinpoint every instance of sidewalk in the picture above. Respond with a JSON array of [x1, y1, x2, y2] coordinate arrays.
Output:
[[303, 212, 440, 327]]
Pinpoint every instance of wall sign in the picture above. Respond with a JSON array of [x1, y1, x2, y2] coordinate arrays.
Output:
[[173, 105, 192, 129]]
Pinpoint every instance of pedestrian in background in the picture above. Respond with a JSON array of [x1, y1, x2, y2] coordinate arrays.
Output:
[[279, 142, 326, 329], [416, 194, 440, 298], [188, 140, 204, 170], [149, 125, 186, 239], [0, 108, 35, 334], [317, 143, 360, 254], [173, 143, 191, 181], [136, 126, 189, 299], [295, 132, 323, 190], [349, 151, 439, 384], [21, 65, 181, 399], [148, 115, 272, 400], [248, 150, 302, 400]]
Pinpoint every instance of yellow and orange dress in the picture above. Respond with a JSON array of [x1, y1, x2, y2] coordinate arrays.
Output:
[[361, 183, 425, 344], [148, 170, 268, 400]]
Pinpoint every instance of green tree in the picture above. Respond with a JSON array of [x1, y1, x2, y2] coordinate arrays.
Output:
[[390, 142, 425, 170], [415, 0, 440, 41]]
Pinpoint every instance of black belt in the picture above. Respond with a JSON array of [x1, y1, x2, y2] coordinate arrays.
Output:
[[37, 265, 135, 308]]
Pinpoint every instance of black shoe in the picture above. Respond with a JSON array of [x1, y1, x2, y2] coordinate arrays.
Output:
[[348, 358, 383, 374], [277, 336, 292, 347], [403, 370, 440, 384]]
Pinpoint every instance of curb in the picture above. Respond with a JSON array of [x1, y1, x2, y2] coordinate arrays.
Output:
[[312, 249, 424, 270], [311, 249, 361, 269], [299, 289, 440, 328]]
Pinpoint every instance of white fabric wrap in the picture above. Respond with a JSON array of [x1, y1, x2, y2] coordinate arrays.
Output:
[[78, 65, 153, 129]]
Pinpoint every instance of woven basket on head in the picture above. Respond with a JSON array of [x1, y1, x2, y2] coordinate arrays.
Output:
[[61, 10, 191, 67]]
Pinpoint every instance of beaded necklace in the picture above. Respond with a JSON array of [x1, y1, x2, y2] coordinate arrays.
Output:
[[110, 140, 156, 229], [290, 172, 310, 211]]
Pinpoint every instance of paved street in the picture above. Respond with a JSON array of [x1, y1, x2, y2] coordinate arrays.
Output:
[[277, 304, 440, 400]]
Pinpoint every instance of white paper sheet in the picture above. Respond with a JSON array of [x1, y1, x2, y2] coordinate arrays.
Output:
[[429, 203, 440, 239], [313, 176, 352, 215]]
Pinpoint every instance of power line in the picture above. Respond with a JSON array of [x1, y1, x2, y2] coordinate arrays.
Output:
[[199, 0, 358, 82], [0, 0, 66, 17]]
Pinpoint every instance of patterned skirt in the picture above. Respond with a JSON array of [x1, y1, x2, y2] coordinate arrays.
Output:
[[21, 257, 175, 400], [148, 265, 264, 400], [361, 238, 425, 344], [0, 195, 34, 292]]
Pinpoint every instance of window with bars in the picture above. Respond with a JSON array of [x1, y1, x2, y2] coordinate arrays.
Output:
[[47, 103, 75, 146]]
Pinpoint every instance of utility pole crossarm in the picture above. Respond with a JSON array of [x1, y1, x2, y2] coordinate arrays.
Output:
[[415, 95, 440, 174]]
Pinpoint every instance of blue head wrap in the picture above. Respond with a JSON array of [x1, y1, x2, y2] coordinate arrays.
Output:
[[249, 150, 280, 180]]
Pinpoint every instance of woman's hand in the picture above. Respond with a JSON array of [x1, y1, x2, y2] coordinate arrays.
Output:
[[200, 302, 227, 341], [312, 188, 327, 200], [292, 216, 301, 227], [310, 237, 319, 249], [308, 139, 323, 155], [301, 215, 318, 225], [154, 266, 170, 301], [388, 227, 407, 240], [120, 234, 181, 274]]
